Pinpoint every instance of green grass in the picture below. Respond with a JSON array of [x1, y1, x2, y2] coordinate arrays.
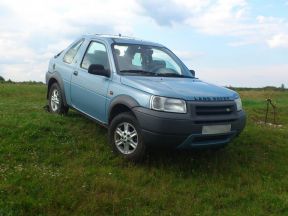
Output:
[[0, 83, 288, 215]]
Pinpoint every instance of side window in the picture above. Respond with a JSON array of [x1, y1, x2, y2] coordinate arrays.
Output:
[[63, 39, 84, 64], [81, 41, 110, 70]]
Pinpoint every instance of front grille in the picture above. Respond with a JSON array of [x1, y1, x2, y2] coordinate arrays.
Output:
[[195, 105, 234, 116], [188, 101, 237, 124]]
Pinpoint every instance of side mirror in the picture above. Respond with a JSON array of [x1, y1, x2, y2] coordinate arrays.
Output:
[[88, 64, 110, 77], [189, 70, 195, 77]]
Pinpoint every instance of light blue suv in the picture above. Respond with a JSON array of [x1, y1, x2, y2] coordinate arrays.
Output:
[[46, 34, 246, 161]]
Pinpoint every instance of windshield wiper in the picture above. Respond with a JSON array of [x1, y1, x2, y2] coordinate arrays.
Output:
[[158, 73, 193, 78], [120, 70, 193, 78], [120, 70, 157, 76]]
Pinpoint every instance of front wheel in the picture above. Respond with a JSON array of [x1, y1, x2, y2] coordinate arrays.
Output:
[[108, 112, 146, 162]]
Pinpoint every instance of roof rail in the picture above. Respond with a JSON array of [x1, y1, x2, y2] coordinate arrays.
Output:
[[89, 33, 138, 40]]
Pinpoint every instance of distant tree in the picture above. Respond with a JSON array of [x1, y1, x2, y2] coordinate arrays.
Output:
[[280, 83, 285, 90], [263, 86, 278, 91], [0, 76, 4, 82]]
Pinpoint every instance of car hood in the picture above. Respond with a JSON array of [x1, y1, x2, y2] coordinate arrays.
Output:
[[120, 76, 238, 101]]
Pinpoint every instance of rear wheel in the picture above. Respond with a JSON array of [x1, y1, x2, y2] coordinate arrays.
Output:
[[48, 83, 69, 114], [108, 112, 146, 162]]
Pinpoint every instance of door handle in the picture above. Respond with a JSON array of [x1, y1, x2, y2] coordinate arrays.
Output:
[[73, 71, 78, 76]]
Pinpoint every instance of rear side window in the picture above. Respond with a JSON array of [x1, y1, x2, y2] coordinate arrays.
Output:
[[81, 41, 110, 70], [63, 39, 84, 64]]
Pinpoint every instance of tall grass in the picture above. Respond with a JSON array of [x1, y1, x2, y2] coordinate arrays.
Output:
[[0, 83, 287, 215]]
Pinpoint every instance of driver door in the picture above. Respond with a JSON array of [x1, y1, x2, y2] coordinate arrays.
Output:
[[70, 40, 111, 122]]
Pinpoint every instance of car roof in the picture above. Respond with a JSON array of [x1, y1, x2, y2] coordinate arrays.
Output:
[[83, 34, 165, 47]]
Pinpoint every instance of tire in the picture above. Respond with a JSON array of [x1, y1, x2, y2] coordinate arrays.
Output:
[[48, 83, 69, 114], [108, 112, 146, 162]]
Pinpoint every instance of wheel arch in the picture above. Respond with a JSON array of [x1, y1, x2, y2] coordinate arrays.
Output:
[[108, 95, 140, 124], [46, 72, 68, 107]]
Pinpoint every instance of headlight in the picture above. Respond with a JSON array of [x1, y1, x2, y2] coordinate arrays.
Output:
[[150, 96, 187, 113], [235, 97, 242, 111]]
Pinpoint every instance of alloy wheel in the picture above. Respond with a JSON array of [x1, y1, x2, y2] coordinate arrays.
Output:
[[50, 89, 60, 112], [114, 122, 138, 154]]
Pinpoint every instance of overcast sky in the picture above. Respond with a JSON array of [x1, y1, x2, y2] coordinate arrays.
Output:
[[0, 0, 287, 87]]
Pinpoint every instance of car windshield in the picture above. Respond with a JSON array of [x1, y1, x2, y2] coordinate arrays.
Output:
[[112, 44, 193, 78]]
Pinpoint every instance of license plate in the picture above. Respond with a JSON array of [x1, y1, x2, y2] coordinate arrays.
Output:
[[202, 124, 231, 135]]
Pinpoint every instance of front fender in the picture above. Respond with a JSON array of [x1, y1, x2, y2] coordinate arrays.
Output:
[[108, 95, 140, 119], [108, 95, 140, 111]]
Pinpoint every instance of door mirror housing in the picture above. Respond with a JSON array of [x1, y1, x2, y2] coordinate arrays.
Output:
[[88, 64, 110, 77], [189, 70, 195, 77]]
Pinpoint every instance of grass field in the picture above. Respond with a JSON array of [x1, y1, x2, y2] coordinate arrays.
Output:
[[0, 83, 288, 215]]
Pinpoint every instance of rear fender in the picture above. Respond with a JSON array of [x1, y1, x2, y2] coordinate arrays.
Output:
[[46, 71, 68, 106]]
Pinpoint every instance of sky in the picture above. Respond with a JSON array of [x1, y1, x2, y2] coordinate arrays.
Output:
[[0, 0, 287, 87]]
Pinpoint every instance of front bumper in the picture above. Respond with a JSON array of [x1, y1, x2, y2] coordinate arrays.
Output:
[[133, 106, 246, 149]]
